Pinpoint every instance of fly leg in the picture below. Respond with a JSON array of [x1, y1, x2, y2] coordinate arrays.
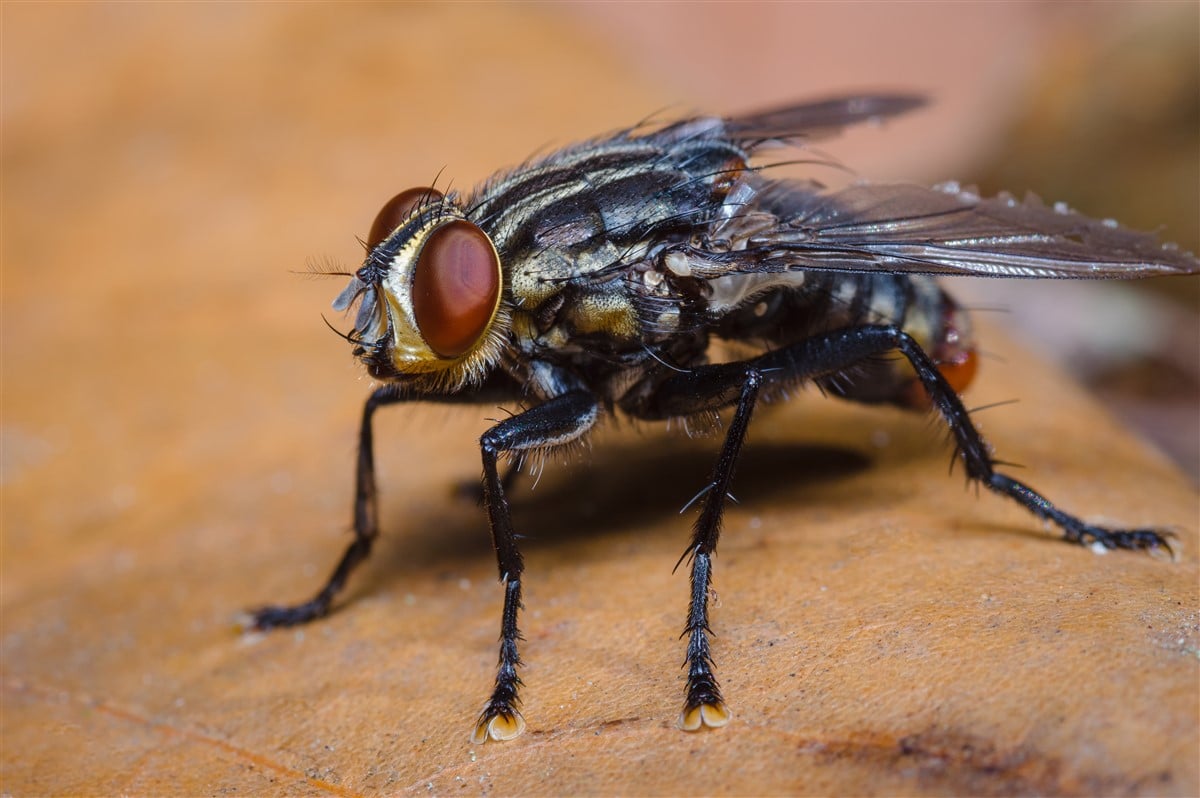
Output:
[[455, 460, 521, 504], [246, 384, 407, 629], [633, 363, 771, 731], [860, 327, 1175, 554], [680, 372, 761, 730], [244, 371, 524, 630], [730, 324, 1171, 552], [635, 323, 1172, 731], [472, 390, 600, 743]]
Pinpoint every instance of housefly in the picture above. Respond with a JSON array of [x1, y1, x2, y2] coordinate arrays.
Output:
[[246, 95, 1199, 742]]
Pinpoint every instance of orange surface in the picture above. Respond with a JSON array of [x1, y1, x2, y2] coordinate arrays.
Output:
[[4, 5, 1198, 796]]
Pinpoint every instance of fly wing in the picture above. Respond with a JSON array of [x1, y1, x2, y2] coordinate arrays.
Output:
[[723, 94, 927, 143], [699, 181, 1199, 279], [643, 95, 926, 151]]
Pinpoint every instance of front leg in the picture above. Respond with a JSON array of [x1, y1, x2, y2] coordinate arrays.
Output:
[[245, 370, 524, 629], [472, 390, 600, 743], [246, 384, 407, 629]]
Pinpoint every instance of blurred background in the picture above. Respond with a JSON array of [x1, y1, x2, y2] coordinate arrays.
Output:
[[2, 3, 1198, 793]]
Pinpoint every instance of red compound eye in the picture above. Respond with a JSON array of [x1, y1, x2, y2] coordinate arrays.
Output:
[[367, 187, 444, 249], [412, 220, 500, 358]]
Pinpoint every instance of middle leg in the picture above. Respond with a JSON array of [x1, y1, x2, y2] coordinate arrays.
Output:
[[677, 370, 761, 731], [471, 390, 600, 743]]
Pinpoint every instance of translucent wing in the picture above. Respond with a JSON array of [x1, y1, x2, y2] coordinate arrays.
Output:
[[698, 181, 1200, 279], [724, 94, 927, 142], [646, 94, 926, 149]]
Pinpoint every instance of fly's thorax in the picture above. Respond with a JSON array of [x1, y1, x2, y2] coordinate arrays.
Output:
[[508, 239, 633, 307], [336, 188, 511, 390], [506, 235, 663, 355], [566, 287, 640, 339], [509, 279, 644, 358]]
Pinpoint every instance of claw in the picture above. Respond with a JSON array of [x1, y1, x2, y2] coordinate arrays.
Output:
[[238, 600, 326, 631], [1067, 524, 1177, 559]]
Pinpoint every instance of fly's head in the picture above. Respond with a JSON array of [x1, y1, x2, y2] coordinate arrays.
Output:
[[333, 187, 510, 392]]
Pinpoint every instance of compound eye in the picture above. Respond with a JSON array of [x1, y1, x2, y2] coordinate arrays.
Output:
[[367, 187, 444, 249], [412, 220, 500, 358]]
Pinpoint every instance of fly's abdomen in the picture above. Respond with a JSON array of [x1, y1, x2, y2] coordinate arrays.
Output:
[[712, 272, 977, 408], [890, 278, 977, 408], [843, 274, 977, 409]]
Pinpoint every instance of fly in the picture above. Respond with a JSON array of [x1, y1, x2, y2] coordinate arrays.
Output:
[[245, 95, 1200, 742]]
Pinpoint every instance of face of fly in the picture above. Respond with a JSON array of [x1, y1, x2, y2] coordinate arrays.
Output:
[[333, 188, 510, 392]]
